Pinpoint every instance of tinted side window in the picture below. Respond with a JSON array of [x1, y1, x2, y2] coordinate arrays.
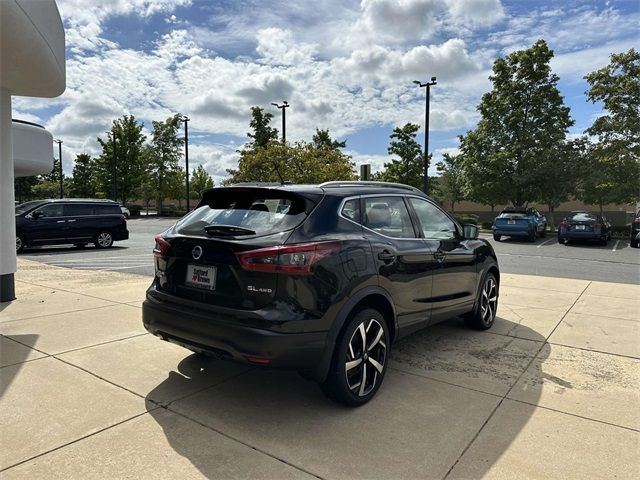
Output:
[[35, 204, 64, 217], [94, 204, 121, 215], [64, 204, 94, 216], [363, 196, 416, 238], [409, 198, 457, 240], [341, 198, 360, 222]]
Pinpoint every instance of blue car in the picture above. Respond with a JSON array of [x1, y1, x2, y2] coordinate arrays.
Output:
[[493, 207, 547, 242], [558, 211, 611, 246]]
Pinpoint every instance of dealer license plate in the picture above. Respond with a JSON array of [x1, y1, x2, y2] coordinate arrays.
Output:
[[185, 264, 217, 290], [575, 225, 586, 230], [508, 220, 516, 225]]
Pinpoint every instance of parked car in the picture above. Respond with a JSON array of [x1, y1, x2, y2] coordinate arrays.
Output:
[[15, 199, 129, 252], [558, 211, 611, 245], [630, 211, 640, 248], [143, 181, 500, 405], [120, 205, 130, 218], [493, 207, 547, 242]]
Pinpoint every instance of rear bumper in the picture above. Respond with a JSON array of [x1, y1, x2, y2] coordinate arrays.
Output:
[[114, 228, 129, 241], [494, 228, 530, 237], [559, 230, 603, 240], [142, 292, 328, 370]]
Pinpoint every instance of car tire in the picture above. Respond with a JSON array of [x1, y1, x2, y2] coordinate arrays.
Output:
[[631, 238, 639, 248], [464, 272, 498, 330], [321, 307, 389, 406], [528, 229, 536, 242], [16, 234, 25, 253], [539, 224, 547, 238], [493, 234, 501, 242], [94, 231, 114, 248]]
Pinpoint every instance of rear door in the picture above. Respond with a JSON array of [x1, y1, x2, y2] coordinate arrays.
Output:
[[407, 197, 477, 323], [361, 195, 434, 336], [63, 203, 95, 241]]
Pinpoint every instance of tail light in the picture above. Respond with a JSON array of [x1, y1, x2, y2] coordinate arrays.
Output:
[[153, 234, 171, 257], [593, 223, 601, 229], [237, 241, 341, 275], [120, 215, 127, 221], [560, 222, 569, 228]]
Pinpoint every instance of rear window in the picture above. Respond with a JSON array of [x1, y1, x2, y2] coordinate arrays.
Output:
[[175, 189, 310, 237], [568, 212, 598, 222], [94, 204, 121, 215], [498, 212, 527, 218], [64, 204, 94, 216]]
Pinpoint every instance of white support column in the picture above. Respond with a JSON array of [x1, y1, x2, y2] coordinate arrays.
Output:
[[0, 88, 16, 301]]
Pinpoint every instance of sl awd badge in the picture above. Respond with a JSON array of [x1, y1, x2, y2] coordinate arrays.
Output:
[[192, 245, 203, 260], [248, 285, 273, 294]]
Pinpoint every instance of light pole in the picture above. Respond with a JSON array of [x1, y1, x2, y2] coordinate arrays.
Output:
[[179, 115, 191, 212], [53, 139, 63, 198], [271, 101, 289, 142], [106, 131, 117, 202], [413, 77, 437, 194]]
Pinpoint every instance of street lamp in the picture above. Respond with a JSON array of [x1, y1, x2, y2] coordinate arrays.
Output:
[[179, 115, 191, 212], [53, 139, 63, 198], [106, 131, 117, 202], [271, 101, 289, 142], [413, 76, 437, 194]]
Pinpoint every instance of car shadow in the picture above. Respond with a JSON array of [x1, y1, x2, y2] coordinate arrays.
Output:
[[0, 334, 41, 398], [144, 318, 549, 478]]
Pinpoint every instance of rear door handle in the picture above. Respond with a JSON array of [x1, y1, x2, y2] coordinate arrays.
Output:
[[67, 219, 76, 223], [378, 250, 396, 263], [56, 220, 66, 223]]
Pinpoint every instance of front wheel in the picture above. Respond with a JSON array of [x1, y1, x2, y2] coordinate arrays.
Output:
[[539, 224, 547, 238], [631, 236, 639, 248], [94, 231, 114, 248], [465, 273, 498, 330], [528, 228, 536, 242], [321, 308, 389, 406], [493, 234, 501, 242]]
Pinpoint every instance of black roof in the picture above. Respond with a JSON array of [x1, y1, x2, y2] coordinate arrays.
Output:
[[208, 181, 428, 198]]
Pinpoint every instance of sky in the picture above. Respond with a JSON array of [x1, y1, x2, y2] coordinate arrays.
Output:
[[12, 0, 640, 185]]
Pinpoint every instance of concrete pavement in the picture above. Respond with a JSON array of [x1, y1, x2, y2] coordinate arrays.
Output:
[[1, 259, 638, 479]]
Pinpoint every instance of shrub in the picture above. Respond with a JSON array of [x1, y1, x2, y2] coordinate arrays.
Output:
[[455, 213, 480, 225]]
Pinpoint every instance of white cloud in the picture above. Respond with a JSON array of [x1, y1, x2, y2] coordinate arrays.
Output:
[[255, 28, 317, 65], [444, 0, 505, 27]]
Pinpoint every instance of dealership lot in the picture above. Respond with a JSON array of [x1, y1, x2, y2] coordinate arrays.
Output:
[[20, 218, 640, 284], [1, 259, 638, 478]]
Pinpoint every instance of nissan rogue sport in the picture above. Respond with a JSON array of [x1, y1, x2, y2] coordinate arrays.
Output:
[[143, 182, 499, 405]]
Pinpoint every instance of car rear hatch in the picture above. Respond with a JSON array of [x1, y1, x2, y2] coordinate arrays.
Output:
[[495, 213, 530, 231], [563, 213, 600, 234], [154, 186, 322, 310]]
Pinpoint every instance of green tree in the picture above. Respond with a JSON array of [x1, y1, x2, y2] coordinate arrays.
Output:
[[166, 167, 186, 210], [190, 164, 214, 199], [580, 48, 640, 208], [460, 40, 574, 207], [312, 128, 346, 150], [225, 141, 356, 185], [95, 115, 147, 205], [14, 176, 39, 203], [148, 114, 184, 212], [374, 123, 424, 189], [435, 153, 465, 212], [70, 153, 97, 198], [247, 106, 279, 149], [536, 138, 584, 227]]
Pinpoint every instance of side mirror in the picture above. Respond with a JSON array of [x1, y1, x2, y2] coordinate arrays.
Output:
[[32, 211, 44, 219], [463, 224, 478, 240]]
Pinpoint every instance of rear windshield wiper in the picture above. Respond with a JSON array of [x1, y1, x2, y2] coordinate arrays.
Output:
[[204, 225, 256, 236]]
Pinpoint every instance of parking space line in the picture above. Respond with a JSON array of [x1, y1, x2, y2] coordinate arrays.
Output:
[[612, 240, 620, 252], [536, 238, 555, 248]]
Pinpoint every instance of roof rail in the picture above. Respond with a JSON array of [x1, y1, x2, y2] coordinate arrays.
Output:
[[318, 181, 423, 193]]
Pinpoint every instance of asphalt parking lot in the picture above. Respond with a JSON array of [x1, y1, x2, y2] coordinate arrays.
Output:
[[20, 218, 640, 284]]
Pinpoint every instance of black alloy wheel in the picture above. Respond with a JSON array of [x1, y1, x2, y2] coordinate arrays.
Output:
[[322, 308, 389, 406], [465, 273, 498, 330]]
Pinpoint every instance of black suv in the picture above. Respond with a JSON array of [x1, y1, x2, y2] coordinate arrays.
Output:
[[15, 199, 129, 252], [143, 182, 499, 405]]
